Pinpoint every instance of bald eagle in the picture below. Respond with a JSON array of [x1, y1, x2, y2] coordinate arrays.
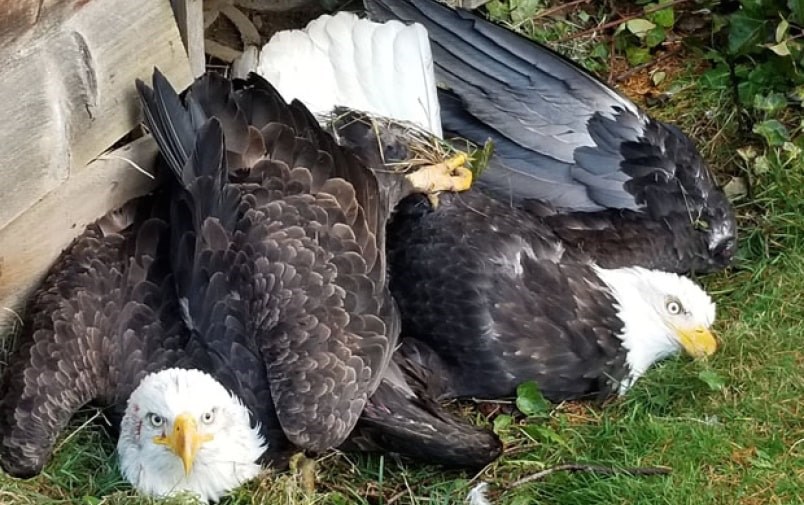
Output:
[[364, 0, 736, 275], [0, 67, 498, 502], [203, 1, 729, 465], [349, 0, 731, 401]]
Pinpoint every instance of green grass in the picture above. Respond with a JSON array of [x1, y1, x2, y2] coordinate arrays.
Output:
[[3, 3, 804, 504]]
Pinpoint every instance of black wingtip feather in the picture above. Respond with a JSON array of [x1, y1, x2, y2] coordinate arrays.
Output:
[[136, 67, 197, 181]]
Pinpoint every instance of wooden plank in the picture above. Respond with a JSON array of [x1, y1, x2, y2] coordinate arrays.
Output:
[[0, 0, 70, 48], [0, 136, 160, 335], [171, 0, 206, 77], [0, 0, 192, 229]]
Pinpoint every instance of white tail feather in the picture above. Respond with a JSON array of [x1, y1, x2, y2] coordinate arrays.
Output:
[[242, 12, 442, 137]]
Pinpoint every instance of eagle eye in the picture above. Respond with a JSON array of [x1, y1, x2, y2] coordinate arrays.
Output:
[[665, 299, 683, 315], [201, 410, 216, 424], [146, 413, 164, 427]]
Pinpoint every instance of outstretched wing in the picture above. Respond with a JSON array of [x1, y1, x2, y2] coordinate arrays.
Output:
[[0, 195, 188, 478], [137, 70, 399, 452], [365, 0, 716, 207], [365, 0, 736, 272]]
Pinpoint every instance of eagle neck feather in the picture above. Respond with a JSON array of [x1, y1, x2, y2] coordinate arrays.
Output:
[[593, 266, 682, 393]]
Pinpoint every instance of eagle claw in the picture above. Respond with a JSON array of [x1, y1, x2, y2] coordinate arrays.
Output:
[[405, 153, 473, 206]]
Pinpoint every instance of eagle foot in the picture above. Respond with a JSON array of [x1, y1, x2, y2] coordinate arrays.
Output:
[[405, 153, 473, 201]]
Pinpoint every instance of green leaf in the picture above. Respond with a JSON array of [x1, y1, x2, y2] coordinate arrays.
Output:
[[753, 119, 791, 146], [753, 92, 788, 114], [701, 64, 730, 89], [625, 18, 657, 37], [521, 424, 570, 450], [776, 19, 790, 43], [753, 155, 771, 175], [626, 46, 652, 66], [724, 177, 748, 201], [510, 0, 542, 23], [736, 145, 759, 162], [698, 369, 726, 391], [652, 70, 667, 85], [485, 0, 509, 21], [649, 7, 675, 28], [515, 381, 550, 417], [728, 12, 768, 55], [493, 414, 513, 433], [789, 0, 804, 24], [591, 43, 609, 60], [768, 41, 791, 57], [791, 85, 804, 103], [646, 26, 666, 48], [782, 141, 802, 158]]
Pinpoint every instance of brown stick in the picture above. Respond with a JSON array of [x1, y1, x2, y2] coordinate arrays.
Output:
[[559, 0, 691, 42], [532, 0, 592, 20], [509, 463, 672, 489]]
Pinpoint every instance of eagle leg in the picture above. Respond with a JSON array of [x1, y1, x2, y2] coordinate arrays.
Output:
[[405, 153, 473, 203]]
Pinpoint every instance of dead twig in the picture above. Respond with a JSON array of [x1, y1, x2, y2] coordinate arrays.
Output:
[[509, 463, 672, 489], [532, 0, 592, 20], [559, 0, 691, 42]]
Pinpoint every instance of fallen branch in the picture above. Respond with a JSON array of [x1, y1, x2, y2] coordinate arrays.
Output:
[[509, 463, 672, 489]]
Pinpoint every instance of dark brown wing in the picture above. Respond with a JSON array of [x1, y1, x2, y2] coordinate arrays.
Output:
[[344, 344, 502, 469], [0, 194, 188, 478], [137, 69, 399, 452]]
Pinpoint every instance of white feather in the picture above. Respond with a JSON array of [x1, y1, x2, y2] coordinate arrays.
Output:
[[466, 482, 494, 505], [245, 11, 442, 136]]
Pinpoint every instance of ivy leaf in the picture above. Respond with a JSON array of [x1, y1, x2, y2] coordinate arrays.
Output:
[[646, 26, 666, 48], [768, 41, 791, 56], [753, 92, 788, 114], [753, 119, 791, 146], [626, 46, 652, 66], [775, 19, 790, 43], [698, 369, 726, 391], [728, 12, 768, 55], [625, 18, 657, 37], [515, 381, 550, 417], [591, 43, 609, 60], [649, 7, 675, 28]]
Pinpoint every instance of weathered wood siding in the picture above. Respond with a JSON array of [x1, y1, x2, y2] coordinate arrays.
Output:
[[0, 0, 193, 332]]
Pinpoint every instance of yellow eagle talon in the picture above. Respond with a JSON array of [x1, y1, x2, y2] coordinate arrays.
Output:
[[445, 152, 469, 171]]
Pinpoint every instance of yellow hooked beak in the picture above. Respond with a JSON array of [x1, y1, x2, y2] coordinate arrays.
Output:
[[153, 413, 214, 475], [676, 326, 718, 358]]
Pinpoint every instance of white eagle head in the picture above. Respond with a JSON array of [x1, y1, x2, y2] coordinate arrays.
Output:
[[594, 266, 718, 392], [117, 368, 266, 502]]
